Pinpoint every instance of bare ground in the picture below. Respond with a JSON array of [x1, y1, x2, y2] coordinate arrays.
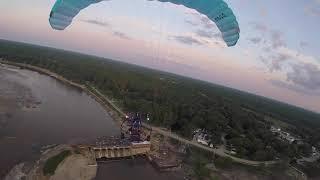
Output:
[[50, 154, 97, 180]]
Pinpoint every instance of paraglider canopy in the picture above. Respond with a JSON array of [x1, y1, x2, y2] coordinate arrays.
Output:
[[49, 0, 240, 47]]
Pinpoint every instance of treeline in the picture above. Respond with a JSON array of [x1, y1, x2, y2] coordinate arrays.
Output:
[[1, 39, 320, 161]]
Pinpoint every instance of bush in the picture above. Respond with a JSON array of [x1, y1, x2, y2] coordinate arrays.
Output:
[[43, 150, 71, 175]]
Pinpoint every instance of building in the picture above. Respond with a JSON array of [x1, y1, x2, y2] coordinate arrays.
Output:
[[193, 128, 212, 147], [312, 146, 319, 156], [270, 126, 296, 144], [270, 126, 281, 133]]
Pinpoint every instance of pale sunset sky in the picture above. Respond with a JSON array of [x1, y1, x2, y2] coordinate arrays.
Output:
[[0, 0, 320, 113]]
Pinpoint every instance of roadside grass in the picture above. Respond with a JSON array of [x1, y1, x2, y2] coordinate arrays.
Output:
[[43, 150, 71, 175]]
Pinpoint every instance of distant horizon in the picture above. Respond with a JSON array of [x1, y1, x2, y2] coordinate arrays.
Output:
[[2, 38, 319, 115]]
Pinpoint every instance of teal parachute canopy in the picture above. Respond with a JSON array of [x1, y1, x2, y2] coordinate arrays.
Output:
[[49, 0, 240, 47]]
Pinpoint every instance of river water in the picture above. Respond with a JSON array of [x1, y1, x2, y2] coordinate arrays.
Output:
[[0, 65, 183, 180]]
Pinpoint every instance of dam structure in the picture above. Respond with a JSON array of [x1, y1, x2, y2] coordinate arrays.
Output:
[[78, 113, 151, 165], [77, 137, 151, 165]]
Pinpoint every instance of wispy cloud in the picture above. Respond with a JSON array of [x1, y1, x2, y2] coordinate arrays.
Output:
[[247, 37, 262, 44], [184, 19, 198, 26], [171, 35, 204, 46], [263, 54, 289, 72], [182, 11, 223, 47], [249, 22, 286, 49], [270, 30, 286, 48], [266, 50, 320, 93], [81, 19, 109, 27], [113, 31, 131, 40], [81, 19, 131, 40], [195, 29, 221, 39], [185, 11, 216, 29], [247, 22, 287, 49], [286, 62, 320, 90], [270, 79, 320, 96], [248, 21, 320, 95]]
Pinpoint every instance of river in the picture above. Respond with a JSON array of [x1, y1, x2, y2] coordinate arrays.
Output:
[[0, 65, 183, 180]]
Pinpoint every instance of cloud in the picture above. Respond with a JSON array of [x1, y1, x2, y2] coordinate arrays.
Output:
[[286, 62, 320, 90], [81, 19, 109, 27], [270, 30, 286, 48], [172, 35, 204, 46], [268, 56, 320, 93], [276, 47, 319, 64], [248, 19, 320, 97], [199, 16, 216, 29], [261, 46, 320, 72], [260, 44, 320, 93], [81, 19, 131, 40], [184, 19, 198, 26], [184, 11, 220, 38], [183, 11, 223, 46], [260, 53, 289, 72], [195, 29, 221, 39], [113, 31, 131, 40], [247, 37, 262, 44], [249, 22, 286, 49], [270, 79, 320, 96], [185, 11, 216, 29]]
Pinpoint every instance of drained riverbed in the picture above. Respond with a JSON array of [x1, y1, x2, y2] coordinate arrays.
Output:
[[0, 65, 183, 180]]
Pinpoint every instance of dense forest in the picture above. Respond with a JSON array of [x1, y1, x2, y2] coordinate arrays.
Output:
[[1, 39, 320, 162]]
